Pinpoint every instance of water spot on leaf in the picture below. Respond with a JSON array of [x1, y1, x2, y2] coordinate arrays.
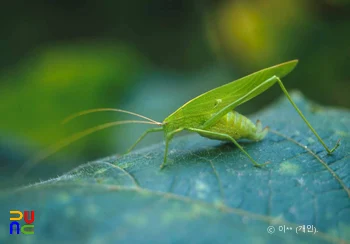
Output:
[[307, 137, 315, 144], [85, 203, 99, 215], [118, 162, 134, 169], [124, 213, 148, 227], [195, 180, 210, 199], [295, 177, 305, 186], [56, 192, 71, 203], [336, 130, 349, 137], [278, 161, 300, 175], [65, 206, 76, 218]]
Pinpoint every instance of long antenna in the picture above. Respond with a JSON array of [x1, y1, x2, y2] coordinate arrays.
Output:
[[62, 108, 162, 125], [15, 120, 161, 178]]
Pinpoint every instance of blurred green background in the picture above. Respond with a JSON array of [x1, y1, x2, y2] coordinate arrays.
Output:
[[1, 0, 349, 186]]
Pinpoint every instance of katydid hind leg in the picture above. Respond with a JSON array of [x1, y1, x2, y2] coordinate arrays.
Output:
[[275, 77, 340, 154], [126, 127, 163, 154], [186, 128, 269, 167]]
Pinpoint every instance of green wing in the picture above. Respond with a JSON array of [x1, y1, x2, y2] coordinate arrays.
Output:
[[164, 60, 298, 127]]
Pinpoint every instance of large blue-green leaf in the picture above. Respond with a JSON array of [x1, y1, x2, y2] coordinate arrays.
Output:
[[1, 92, 349, 243]]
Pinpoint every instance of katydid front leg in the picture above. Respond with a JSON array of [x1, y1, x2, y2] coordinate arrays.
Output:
[[126, 127, 164, 154], [160, 128, 184, 169]]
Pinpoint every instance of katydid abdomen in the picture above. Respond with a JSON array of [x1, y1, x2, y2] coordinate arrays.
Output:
[[198, 111, 268, 142]]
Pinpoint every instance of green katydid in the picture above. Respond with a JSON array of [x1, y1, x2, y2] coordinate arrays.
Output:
[[20, 59, 340, 173]]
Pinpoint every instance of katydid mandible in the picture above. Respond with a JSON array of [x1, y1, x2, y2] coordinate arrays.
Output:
[[24, 60, 341, 171]]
